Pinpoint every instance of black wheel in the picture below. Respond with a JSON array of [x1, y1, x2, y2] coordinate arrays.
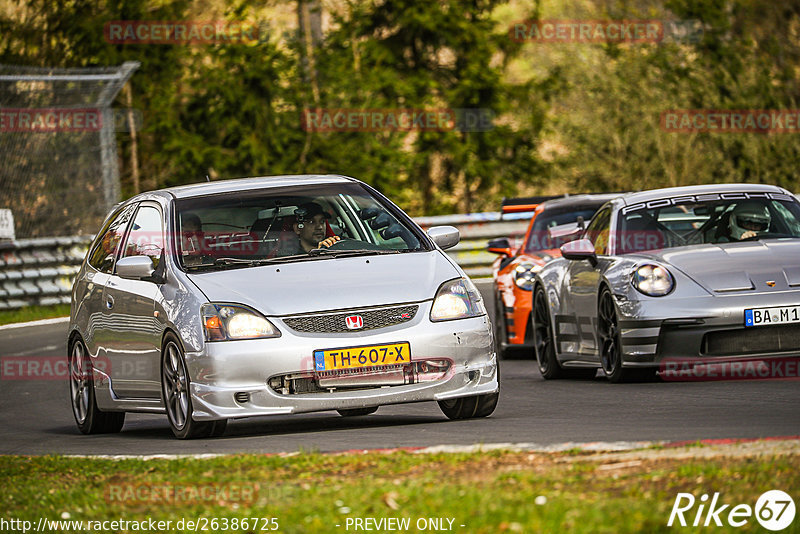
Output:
[[493, 291, 510, 359], [161, 334, 227, 439], [438, 391, 499, 420], [69, 337, 125, 434], [337, 407, 378, 417], [598, 289, 627, 383], [532, 286, 564, 379]]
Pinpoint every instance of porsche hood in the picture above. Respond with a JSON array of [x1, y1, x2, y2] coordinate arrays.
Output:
[[637, 239, 800, 293]]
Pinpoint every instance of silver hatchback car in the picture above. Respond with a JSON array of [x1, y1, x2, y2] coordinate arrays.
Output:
[[68, 175, 498, 438]]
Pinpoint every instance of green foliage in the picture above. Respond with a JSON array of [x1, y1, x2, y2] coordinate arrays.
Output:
[[545, 0, 800, 194], [0, 303, 71, 326], [0, 0, 548, 217], [3, 449, 799, 533], [1, 0, 799, 219]]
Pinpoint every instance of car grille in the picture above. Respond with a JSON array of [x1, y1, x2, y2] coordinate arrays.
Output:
[[703, 325, 800, 356], [282, 305, 419, 333]]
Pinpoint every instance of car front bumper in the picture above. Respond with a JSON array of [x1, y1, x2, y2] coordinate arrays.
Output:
[[617, 290, 800, 367], [184, 310, 497, 421]]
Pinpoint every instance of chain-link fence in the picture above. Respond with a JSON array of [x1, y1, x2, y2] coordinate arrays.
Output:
[[0, 62, 139, 238]]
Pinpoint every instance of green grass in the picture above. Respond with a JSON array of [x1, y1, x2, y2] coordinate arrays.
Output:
[[2, 450, 798, 533], [0, 304, 70, 326]]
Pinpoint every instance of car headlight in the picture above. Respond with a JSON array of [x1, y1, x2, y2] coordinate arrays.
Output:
[[201, 303, 281, 341], [631, 264, 674, 297], [430, 278, 487, 322], [513, 262, 542, 291]]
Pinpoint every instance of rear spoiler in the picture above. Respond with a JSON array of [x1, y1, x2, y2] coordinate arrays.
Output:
[[500, 192, 626, 219], [500, 195, 563, 219]]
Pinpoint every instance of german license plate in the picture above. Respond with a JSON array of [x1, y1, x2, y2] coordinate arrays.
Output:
[[313, 342, 411, 371], [744, 305, 800, 327]]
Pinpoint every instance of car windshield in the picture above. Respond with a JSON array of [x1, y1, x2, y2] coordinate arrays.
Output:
[[524, 206, 603, 253], [174, 182, 427, 270], [615, 192, 800, 254]]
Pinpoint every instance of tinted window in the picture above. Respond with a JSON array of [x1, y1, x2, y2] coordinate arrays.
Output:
[[585, 207, 612, 255], [616, 193, 800, 253], [121, 205, 164, 268], [87, 205, 136, 273], [524, 206, 603, 253], [173, 183, 428, 270]]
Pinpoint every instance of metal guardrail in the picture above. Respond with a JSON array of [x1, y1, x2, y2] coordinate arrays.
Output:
[[414, 212, 529, 278], [0, 236, 92, 309], [0, 213, 528, 309]]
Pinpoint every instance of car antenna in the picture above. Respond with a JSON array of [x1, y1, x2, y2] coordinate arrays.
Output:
[[205, 174, 211, 182]]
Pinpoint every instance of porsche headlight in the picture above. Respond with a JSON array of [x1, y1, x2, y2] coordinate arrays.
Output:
[[430, 278, 486, 322], [201, 303, 281, 341], [513, 262, 542, 291], [631, 264, 674, 297]]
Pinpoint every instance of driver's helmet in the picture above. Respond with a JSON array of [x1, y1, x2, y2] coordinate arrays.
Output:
[[729, 201, 771, 239]]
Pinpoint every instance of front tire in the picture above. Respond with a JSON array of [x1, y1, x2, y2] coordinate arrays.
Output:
[[493, 291, 510, 359], [598, 289, 627, 383], [438, 392, 499, 420], [161, 334, 227, 439], [69, 338, 125, 434], [532, 286, 564, 379]]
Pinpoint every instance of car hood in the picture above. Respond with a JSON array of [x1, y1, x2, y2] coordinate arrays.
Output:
[[186, 251, 461, 315], [637, 239, 800, 293]]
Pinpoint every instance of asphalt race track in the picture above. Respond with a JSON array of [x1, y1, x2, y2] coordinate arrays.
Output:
[[1, 281, 798, 455]]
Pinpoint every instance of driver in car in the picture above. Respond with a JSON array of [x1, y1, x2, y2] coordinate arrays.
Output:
[[723, 201, 771, 241], [278, 202, 341, 255]]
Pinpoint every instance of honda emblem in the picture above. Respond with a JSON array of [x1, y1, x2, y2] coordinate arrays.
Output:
[[345, 315, 364, 330]]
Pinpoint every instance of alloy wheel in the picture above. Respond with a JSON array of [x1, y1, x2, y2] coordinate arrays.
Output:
[[162, 341, 190, 430], [69, 341, 90, 424], [533, 289, 553, 375], [598, 290, 621, 376]]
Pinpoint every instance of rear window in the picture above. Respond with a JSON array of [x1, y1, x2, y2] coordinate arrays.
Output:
[[524, 205, 604, 253]]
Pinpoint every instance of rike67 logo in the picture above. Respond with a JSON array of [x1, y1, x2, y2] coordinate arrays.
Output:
[[668, 490, 795, 530]]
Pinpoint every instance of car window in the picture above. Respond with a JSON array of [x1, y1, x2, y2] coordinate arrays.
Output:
[[584, 207, 612, 255], [773, 202, 800, 235], [121, 205, 164, 268], [173, 182, 429, 270], [87, 204, 136, 273], [616, 193, 800, 253], [524, 206, 603, 253]]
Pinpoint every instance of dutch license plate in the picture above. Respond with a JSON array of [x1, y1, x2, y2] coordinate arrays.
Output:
[[313, 342, 411, 371], [744, 305, 800, 327]]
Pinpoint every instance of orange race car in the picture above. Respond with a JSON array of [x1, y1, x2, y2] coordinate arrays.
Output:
[[488, 194, 619, 358]]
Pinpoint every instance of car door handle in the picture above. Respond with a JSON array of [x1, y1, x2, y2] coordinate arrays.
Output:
[[105, 295, 114, 309]]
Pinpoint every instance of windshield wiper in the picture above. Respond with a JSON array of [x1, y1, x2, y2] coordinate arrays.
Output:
[[214, 255, 318, 266], [186, 256, 311, 271], [307, 248, 401, 258], [186, 250, 405, 271]]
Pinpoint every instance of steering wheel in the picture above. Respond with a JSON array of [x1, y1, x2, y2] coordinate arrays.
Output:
[[740, 232, 789, 242]]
